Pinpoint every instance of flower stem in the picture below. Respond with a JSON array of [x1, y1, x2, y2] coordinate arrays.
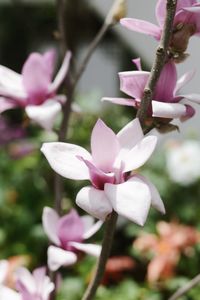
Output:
[[136, 0, 178, 126], [82, 211, 118, 300]]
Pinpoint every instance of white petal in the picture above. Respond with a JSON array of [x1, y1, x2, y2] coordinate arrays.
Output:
[[81, 216, 103, 239], [122, 136, 157, 172], [69, 242, 101, 257], [15, 267, 35, 294], [25, 99, 61, 130], [180, 93, 200, 104], [104, 177, 151, 226], [136, 175, 165, 214], [42, 207, 60, 246], [76, 186, 112, 221], [0, 260, 8, 284], [0, 286, 21, 300], [152, 100, 186, 118], [41, 142, 91, 180], [47, 246, 77, 271], [174, 70, 195, 94]]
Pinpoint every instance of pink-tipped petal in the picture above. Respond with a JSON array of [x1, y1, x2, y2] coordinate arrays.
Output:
[[152, 100, 187, 118], [76, 186, 112, 221], [22, 53, 51, 100], [180, 104, 195, 121], [117, 118, 144, 152], [91, 119, 120, 173], [132, 58, 142, 71], [136, 175, 165, 214], [174, 70, 195, 94], [119, 71, 149, 99], [42, 207, 60, 246], [47, 246, 77, 271], [25, 99, 61, 130], [41, 142, 91, 180], [104, 177, 151, 226], [102, 97, 136, 107], [69, 242, 101, 257], [82, 217, 103, 239], [49, 51, 71, 93], [120, 18, 161, 40], [122, 136, 157, 172]]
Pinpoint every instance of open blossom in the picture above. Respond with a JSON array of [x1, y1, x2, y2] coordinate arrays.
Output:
[[0, 50, 71, 130], [41, 118, 165, 226], [103, 58, 200, 121], [134, 221, 200, 282], [42, 207, 102, 271], [0, 267, 54, 300], [166, 140, 200, 185], [120, 0, 200, 55]]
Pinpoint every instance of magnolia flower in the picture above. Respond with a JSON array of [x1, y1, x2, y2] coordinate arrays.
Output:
[[134, 221, 200, 282], [41, 118, 165, 226], [42, 207, 102, 271], [0, 50, 71, 130], [166, 140, 200, 185], [120, 0, 200, 55], [0, 267, 54, 300], [103, 58, 200, 120]]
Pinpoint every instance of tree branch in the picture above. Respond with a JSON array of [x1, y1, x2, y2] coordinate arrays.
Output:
[[168, 273, 200, 300], [82, 211, 118, 300], [136, 0, 178, 125]]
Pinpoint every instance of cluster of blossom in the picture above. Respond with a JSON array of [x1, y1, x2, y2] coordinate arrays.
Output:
[[1, 0, 200, 298]]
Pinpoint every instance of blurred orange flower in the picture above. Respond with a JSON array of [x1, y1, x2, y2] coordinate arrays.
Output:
[[134, 221, 200, 283]]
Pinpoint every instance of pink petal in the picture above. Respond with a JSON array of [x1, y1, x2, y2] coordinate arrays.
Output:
[[15, 267, 35, 294], [81, 217, 103, 239], [32, 267, 54, 300], [41, 142, 91, 180], [49, 51, 71, 93], [122, 136, 157, 172], [117, 118, 144, 153], [119, 71, 149, 99], [43, 50, 56, 79], [57, 209, 84, 247], [154, 60, 177, 101], [102, 97, 136, 107], [120, 18, 161, 40], [155, 0, 166, 27], [132, 58, 142, 71], [91, 119, 120, 173], [22, 53, 51, 102], [76, 186, 112, 221], [47, 246, 77, 271], [69, 242, 101, 257], [104, 177, 151, 226], [135, 175, 165, 214], [152, 100, 187, 118], [42, 207, 60, 246], [25, 99, 61, 130], [0, 98, 18, 113], [174, 70, 195, 94]]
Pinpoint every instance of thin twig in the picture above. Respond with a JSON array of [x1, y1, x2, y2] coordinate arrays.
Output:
[[136, 0, 178, 126], [168, 273, 200, 300], [82, 211, 118, 300]]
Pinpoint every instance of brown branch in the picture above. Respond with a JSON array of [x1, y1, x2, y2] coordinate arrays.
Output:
[[82, 211, 118, 300], [168, 273, 200, 300], [136, 0, 178, 126]]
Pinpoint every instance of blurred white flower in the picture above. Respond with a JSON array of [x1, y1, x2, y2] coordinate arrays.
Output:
[[166, 140, 200, 186]]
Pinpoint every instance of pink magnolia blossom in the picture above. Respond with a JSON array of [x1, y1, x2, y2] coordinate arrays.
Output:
[[0, 50, 71, 130], [120, 0, 200, 54], [0, 267, 54, 300], [42, 207, 102, 271], [41, 118, 165, 226], [103, 58, 200, 120]]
